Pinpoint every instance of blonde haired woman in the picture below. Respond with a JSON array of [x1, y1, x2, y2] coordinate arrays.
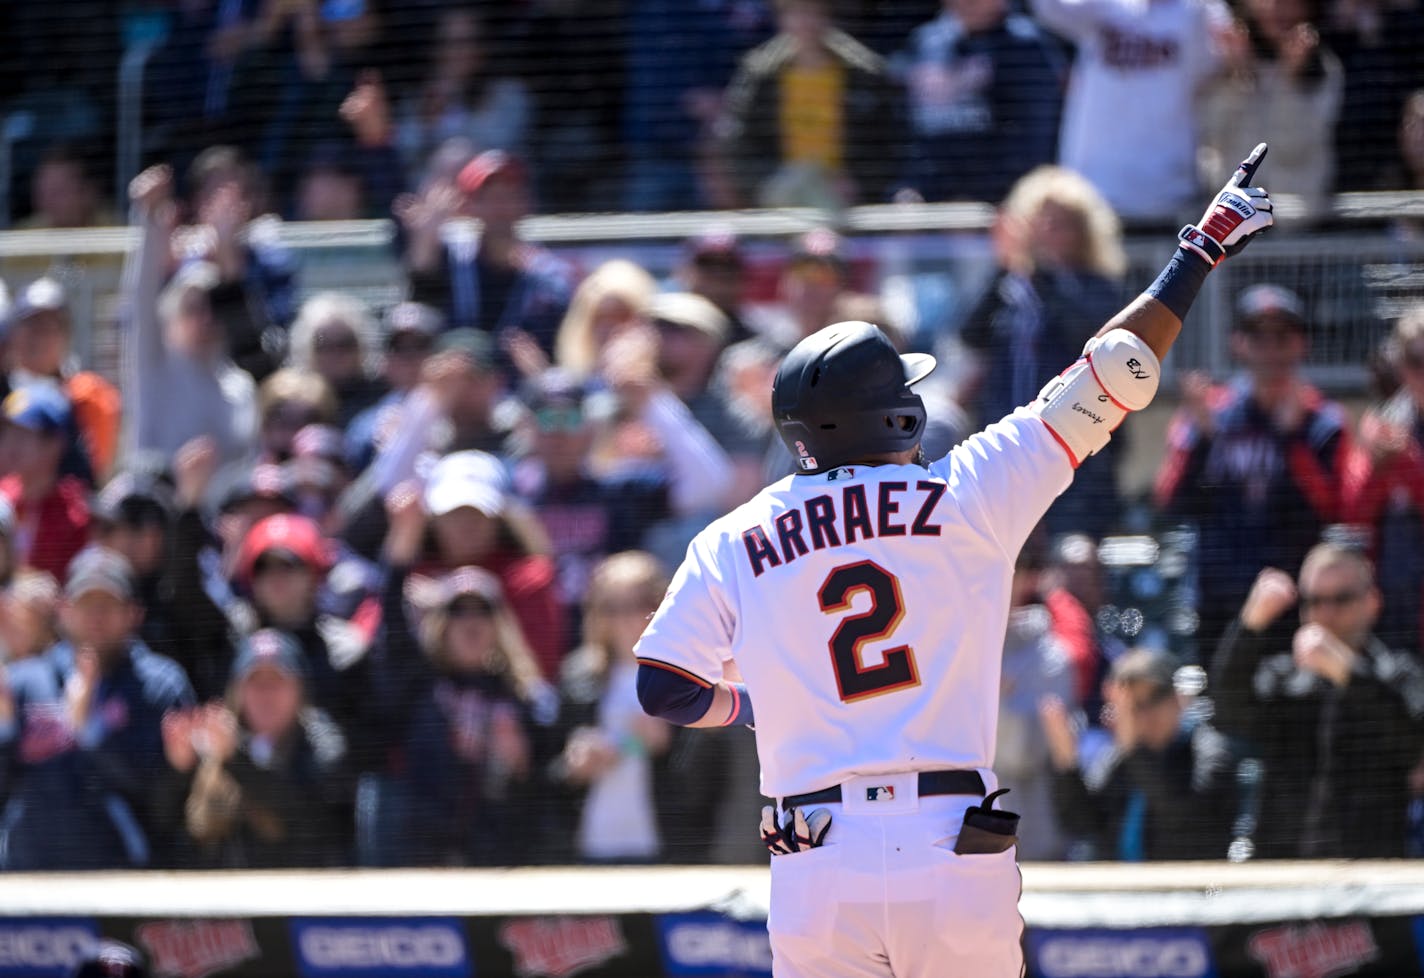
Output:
[[958, 164, 1129, 539], [553, 260, 658, 378], [550, 551, 672, 863]]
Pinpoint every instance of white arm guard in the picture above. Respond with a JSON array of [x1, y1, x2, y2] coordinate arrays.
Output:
[[1031, 328, 1161, 467]]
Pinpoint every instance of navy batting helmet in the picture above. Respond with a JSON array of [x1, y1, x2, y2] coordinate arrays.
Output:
[[772, 321, 936, 473]]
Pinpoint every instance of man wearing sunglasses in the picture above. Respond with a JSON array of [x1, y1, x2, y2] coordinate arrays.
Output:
[[1211, 542, 1424, 858]]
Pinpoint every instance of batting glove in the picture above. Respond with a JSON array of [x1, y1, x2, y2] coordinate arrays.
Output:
[[1179, 143, 1273, 267], [760, 805, 832, 855]]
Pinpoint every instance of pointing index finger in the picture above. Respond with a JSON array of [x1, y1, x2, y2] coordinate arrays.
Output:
[[1232, 142, 1269, 187]]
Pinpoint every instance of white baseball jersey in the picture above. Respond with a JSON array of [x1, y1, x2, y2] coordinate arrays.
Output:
[[635, 408, 1073, 797]]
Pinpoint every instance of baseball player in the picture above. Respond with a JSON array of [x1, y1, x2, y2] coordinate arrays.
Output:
[[636, 146, 1274, 977]]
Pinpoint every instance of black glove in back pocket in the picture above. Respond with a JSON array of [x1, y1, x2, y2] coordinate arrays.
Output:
[[953, 788, 1020, 855]]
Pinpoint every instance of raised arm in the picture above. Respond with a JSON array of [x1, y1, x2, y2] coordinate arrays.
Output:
[[120, 165, 177, 457], [1030, 144, 1274, 468]]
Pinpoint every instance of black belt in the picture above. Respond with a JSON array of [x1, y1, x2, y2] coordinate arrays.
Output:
[[780, 770, 986, 811]]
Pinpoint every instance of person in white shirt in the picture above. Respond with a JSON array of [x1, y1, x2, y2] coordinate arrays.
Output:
[[1031, 0, 1233, 224]]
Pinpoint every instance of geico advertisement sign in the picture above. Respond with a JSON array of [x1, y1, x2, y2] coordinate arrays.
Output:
[[0, 918, 98, 977], [1027, 927, 1217, 978], [655, 913, 772, 976], [290, 918, 471, 978]]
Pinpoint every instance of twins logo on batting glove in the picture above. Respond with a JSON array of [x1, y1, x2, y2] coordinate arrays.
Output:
[[760, 805, 832, 855], [1179, 143, 1274, 267]]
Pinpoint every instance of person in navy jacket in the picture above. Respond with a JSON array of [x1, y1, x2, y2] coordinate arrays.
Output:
[[0, 547, 195, 869]]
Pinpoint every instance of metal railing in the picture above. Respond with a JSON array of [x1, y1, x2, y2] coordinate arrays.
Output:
[[0, 195, 1418, 392]]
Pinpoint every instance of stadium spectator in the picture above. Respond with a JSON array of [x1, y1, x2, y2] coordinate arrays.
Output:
[[143, 0, 266, 170], [421, 330, 508, 455], [719, 0, 903, 210], [167, 629, 352, 868], [515, 0, 625, 213], [1212, 545, 1424, 858], [231, 513, 378, 767], [256, 368, 338, 463], [17, 144, 116, 230], [0, 547, 195, 869], [1384, 89, 1424, 238], [996, 540, 1077, 860], [376, 488, 554, 865], [594, 324, 737, 563], [1342, 301, 1424, 654], [1041, 648, 1242, 860], [1323, 0, 1424, 193], [4, 277, 120, 484], [0, 385, 90, 582], [418, 451, 565, 679], [897, 0, 1064, 204], [0, 568, 59, 663], [1044, 533, 1127, 720], [709, 337, 788, 501], [549, 551, 672, 863], [123, 165, 258, 469], [1029, 0, 1231, 225], [165, 440, 292, 701], [554, 260, 658, 381], [393, 8, 531, 180], [622, 0, 747, 211], [648, 292, 731, 427], [401, 150, 573, 363], [286, 292, 385, 429], [244, 0, 379, 197], [957, 165, 1128, 540], [511, 371, 668, 632], [1200, 0, 1343, 222], [329, 73, 409, 220], [344, 302, 441, 475], [286, 424, 352, 533], [676, 229, 755, 345], [90, 473, 181, 662], [759, 228, 855, 349], [177, 147, 300, 380], [1155, 284, 1352, 664], [291, 144, 367, 222]]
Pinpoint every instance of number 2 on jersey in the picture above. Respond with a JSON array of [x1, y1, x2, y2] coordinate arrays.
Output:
[[817, 560, 921, 703]]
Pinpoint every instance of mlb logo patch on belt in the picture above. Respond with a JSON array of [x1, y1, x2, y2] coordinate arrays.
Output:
[[866, 785, 895, 801]]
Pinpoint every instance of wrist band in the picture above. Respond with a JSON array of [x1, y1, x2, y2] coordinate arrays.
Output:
[[1146, 244, 1213, 322], [722, 682, 755, 727]]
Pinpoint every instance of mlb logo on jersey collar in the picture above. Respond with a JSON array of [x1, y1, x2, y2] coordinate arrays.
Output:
[[826, 466, 855, 481]]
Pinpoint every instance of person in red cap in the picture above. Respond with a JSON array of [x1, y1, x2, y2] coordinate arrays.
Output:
[[233, 513, 380, 769], [398, 149, 573, 372], [0, 385, 91, 583]]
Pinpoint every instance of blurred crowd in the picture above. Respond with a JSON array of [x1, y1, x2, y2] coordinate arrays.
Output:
[[0, 0, 1420, 871], [3, 0, 1424, 226]]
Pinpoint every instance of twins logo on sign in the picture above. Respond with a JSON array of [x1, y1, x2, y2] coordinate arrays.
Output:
[[135, 919, 260, 978], [498, 917, 626, 978], [1246, 920, 1380, 978]]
